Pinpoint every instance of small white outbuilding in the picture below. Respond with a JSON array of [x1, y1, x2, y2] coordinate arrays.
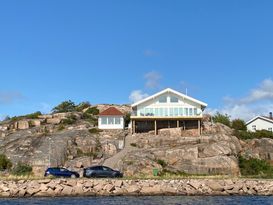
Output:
[[98, 107, 124, 130], [246, 112, 273, 132]]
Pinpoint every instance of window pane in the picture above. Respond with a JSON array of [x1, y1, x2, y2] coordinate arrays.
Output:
[[155, 108, 159, 116], [101, 117, 107, 124], [184, 108, 188, 116], [115, 117, 120, 124], [108, 117, 114, 124], [179, 108, 183, 116], [174, 108, 178, 116], [159, 108, 163, 116], [169, 108, 173, 116], [194, 108, 197, 115], [170, 96, 178, 103], [164, 108, 168, 116], [189, 108, 193, 116], [159, 96, 167, 103]]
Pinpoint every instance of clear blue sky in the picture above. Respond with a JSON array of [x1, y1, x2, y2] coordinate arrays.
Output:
[[0, 0, 273, 119]]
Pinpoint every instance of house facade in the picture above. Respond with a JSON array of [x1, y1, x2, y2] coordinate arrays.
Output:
[[246, 113, 273, 132], [130, 88, 207, 135], [98, 107, 124, 130]]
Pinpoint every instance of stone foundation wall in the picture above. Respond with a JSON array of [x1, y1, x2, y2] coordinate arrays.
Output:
[[1, 178, 273, 197]]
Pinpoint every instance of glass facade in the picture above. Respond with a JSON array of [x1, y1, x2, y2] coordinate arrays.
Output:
[[137, 107, 200, 117], [101, 117, 122, 125]]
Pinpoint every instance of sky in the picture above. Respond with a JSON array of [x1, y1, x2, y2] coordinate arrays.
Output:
[[0, 0, 273, 121]]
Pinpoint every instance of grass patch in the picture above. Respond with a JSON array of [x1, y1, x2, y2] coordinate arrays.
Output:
[[11, 162, 32, 176]]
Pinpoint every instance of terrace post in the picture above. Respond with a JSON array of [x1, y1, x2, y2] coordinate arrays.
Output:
[[177, 120, 179, 128], [198, 120, 201, 136], [154, 120, 157, 135]]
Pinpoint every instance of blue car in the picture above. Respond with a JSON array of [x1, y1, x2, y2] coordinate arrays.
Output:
[[44, 167, 80, 178]]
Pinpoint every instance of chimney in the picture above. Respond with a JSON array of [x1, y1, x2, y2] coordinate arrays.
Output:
[[270, 112, 273, 119]]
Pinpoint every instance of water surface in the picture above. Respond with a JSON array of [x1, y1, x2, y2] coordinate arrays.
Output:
[[0, 196, 273, 205]]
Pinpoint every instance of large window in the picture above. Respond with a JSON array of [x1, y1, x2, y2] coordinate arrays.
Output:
[[159, 108, 163, 116], [155, 108, 159, 116], [179, 108, 183, 116], [268, 128, 272, 132], [164, 108, 168, 116], [189, 108, 193, 116], [170, 96, 178, 103], [115, 117, 121, 124], [101, 117, 107, 124], [194, 108, 197, 116], [184, 108, 188, 116], [169, 108, 173, 116], [108, 117, 114, 124], [159, 96, 167, 103], [174, 108, 178, 116], [252, 125, 256, 131]]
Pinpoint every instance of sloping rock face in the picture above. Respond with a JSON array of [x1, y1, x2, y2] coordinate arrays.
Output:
[[118, 123, 241, 176], [241, 138, 273, 161], [0, 124, 125, 176]]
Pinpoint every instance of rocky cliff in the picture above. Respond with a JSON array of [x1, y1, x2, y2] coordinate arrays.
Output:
[[1, 108, 273, 177]]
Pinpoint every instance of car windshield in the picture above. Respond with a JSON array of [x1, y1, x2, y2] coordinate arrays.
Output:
[[60, 168, 68, 172]]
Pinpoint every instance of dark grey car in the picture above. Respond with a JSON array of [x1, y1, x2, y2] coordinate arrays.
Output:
[[83, 166, 123, 178]]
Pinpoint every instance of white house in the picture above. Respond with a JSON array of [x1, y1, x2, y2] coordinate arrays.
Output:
[[98, 107, 124, 130], [130, 88, 207, 135], [246, 113, 273, 132]]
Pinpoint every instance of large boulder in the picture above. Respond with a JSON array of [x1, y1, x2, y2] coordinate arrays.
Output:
[[16, 120, 29, 130], [241, 138, 273, 161]]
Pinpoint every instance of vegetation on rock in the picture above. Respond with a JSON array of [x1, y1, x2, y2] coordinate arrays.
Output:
[[0, 154, 12, 171], [76, 101, 91, 112], [239, 156, 273, 177], [212, 112, 231, 127], [11, 162, 32, 176], [52, 100, 76, 113], [10, 111, 42, 122], [234, 129, 273, 140], [231, 119, 247, 131], [61, 114, 78, 125]]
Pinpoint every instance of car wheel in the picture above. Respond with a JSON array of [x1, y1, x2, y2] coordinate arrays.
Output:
[[71, 174, 76, 178]]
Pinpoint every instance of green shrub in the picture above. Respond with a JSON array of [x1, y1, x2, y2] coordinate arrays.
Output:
[[232, 119, 247, 131], [239, 156, 273, 177], [84, 107, 99, 115], [212, 112, 231, 127], [157, 159, 167, 168], [52, 100, 76, 113], [234, 130, 273, 140], [57, 124, 65, 131], [88, 128, 102, 134], [76, 101, 91, 112], [130, 143, 137, 147], [12, 162, 32, 176], [10, 111, 42, 122], [61, 115, 77, 125], [0, 154, 12, 171], [124, 113, 131, 127]]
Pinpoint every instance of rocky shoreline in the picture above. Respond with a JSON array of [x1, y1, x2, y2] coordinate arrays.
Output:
[[1, 178, 273, 197]]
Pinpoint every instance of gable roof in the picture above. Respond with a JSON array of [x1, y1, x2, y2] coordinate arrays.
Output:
[[99, 107, 124, 116], [246, 116, 273, 125], [131, 88, 208, 109]]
